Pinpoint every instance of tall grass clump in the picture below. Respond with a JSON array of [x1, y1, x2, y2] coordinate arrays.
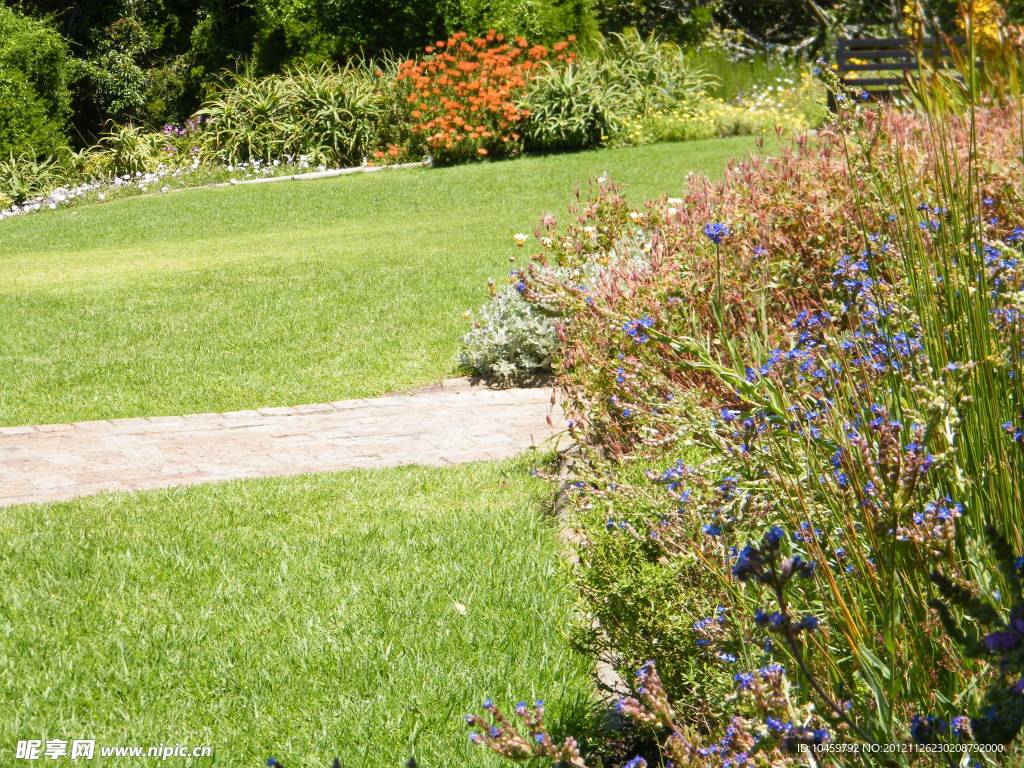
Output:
[[520, 31, 714, 153], [690, 46, 806, 101], [464, 17, 1024, 768], [197, 64, 389, 166]]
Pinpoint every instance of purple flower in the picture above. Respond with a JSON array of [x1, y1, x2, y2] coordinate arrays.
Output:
[[703, 222, 729, 245], [982, 631, 1020, 652]]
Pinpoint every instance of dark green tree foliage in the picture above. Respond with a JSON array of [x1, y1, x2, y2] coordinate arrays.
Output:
[[598, 0, 1024, 53], [5, 0, 596, 137], [597, 0, 713, 45], [11, 0, 262, 131], [714, 0, 905, 55], [0, 5, 73, 155], [250, 0, 596, 65]]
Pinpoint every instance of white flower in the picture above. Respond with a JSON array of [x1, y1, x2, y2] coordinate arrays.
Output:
[[629, 211, 641, 223], [667, 197, 682, 205], [513, 232, 528, 246]]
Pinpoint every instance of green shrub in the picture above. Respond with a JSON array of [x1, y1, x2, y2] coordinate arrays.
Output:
[[251, 0, 598, 65], [91, 124, 167, 176], [455, 0, 597, 45], [597, 30, 712, 112], [198, 64, 387, 166], [521, 31, 713, 152], [568, 448, 737, 710], [80, 51, 152, 124], [0, 71, 65, 159], [521, 62, 629, 152], [0, 6, 72, 157], [597, 0, 714, 45], [0, 151, 67, 205]]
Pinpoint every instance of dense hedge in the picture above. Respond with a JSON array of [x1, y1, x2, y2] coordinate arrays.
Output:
[[254, 0, 596, 63], [5, 0, 598, 138], [0, 5, 73, 156]]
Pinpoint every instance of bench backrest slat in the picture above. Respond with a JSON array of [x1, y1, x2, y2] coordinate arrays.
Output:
[[837, 36, 966, 71], [835, 36, 966, 83], [838, 49, 960, 62], [841, 61, 957, 72], [829, 36, 967, 108], [846, 77, 911, 87]]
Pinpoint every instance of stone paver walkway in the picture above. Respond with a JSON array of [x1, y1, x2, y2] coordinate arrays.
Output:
[[0, 379, 566, 507]]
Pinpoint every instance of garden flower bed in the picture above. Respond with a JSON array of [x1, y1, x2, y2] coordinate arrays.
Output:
[[1, 31, 821, 223], [462, 40, 1024, 767]]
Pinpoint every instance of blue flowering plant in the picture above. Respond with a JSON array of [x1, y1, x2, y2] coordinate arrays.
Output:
[[507, 102, 1022, 460], [464, 698, 588, 767], [929, 525, 1024, 747], [466, 22, 1024, 767]]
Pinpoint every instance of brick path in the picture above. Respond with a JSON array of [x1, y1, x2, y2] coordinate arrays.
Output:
[[0, 379, 566, 507]]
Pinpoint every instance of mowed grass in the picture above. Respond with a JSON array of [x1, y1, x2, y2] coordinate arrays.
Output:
[[0, 457, 593, 767], [0, 138, 763, 426]]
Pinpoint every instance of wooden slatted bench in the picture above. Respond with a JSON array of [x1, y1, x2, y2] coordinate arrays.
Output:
[[831, 36, 967, 108]]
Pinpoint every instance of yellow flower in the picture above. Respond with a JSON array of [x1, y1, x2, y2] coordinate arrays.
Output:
[[513, 232, 528, 246], [959, 0, 1006, 51]]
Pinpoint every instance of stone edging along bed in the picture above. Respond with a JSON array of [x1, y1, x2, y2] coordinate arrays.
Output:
[[217, 158, 432, 187]]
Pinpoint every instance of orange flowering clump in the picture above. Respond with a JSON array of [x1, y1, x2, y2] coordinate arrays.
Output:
[[394, 30, 576, 163], [369, 144, 407, 166]]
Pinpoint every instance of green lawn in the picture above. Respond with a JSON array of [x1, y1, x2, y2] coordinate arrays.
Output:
[[0, 138, 762, 427], [0, 457, 593, 767]]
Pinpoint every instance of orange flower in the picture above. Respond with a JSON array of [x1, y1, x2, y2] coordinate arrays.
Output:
[[477, 147, 488, 155], [400, 29, 563, 159]]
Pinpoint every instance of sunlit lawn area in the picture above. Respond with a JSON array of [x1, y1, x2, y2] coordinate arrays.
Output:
[[0, 456, 593, 767], [0, 137, 763, 426]]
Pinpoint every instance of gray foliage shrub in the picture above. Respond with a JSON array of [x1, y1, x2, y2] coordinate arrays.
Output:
[[458, 285, 558, 380]]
